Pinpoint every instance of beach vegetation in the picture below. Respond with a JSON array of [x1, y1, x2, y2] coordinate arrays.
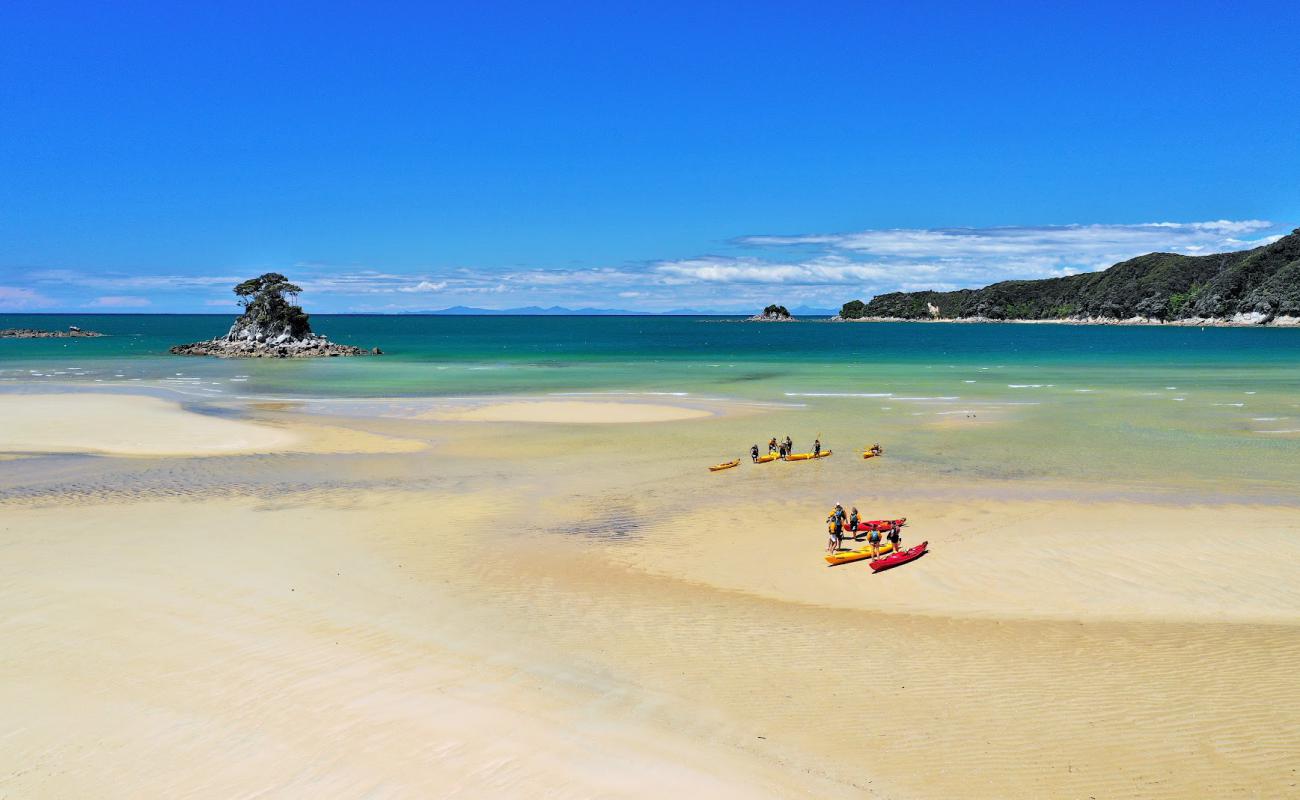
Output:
[[854, 229, 1300, 322], [839, 299, 867, 319]]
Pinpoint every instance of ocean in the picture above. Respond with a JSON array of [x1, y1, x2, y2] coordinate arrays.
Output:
[[3, 313, 1299, 492]]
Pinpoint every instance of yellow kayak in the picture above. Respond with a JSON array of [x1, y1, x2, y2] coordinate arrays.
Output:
[[825, 540, 896, 566], [755, 452, 780, 463], [709, 459, 740, 472], [786, 450, 832, 461]]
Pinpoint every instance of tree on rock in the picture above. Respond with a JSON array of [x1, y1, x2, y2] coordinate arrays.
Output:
[[763, 304, 791, 319], [231, 273, 312, 339], [170, 272, 374, 357]]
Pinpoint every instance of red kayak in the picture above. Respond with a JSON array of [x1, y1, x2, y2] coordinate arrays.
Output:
[[870, 541, 928, 572], [849, 518, 906, 533]]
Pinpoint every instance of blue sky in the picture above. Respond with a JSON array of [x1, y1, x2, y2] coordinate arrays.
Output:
[[2, 1, 1297, 313]]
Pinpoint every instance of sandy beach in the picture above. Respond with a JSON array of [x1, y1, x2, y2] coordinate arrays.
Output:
[[7, 4, 1299, 796], [2, 390, 1298, 799], [0, 393, 426, 456]]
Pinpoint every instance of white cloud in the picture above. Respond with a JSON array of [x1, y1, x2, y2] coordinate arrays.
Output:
[[655, 255, 912, 285], [677, 219, 1282, 294], [398, 280, 448, 293], [8, 219, 1282, 313], [738, 220, 1278, 267], [87, 295, 151, 308], [29, 270, 244, 291], [0, 286, 54, 309]]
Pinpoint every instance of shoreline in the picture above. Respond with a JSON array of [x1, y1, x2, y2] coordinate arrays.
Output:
[[835, 314, 1300, 327]]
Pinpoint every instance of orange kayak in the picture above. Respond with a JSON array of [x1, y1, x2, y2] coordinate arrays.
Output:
[[709, 459, 740, 472], [825, 541, 896, 566], [786, 450, 832, 461]]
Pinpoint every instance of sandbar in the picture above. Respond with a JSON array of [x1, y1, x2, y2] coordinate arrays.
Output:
[[0, 393, 425, 457]]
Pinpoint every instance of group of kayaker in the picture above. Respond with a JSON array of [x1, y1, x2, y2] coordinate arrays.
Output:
[[751, 435, 824, 461], [825, 502, 903, 557]]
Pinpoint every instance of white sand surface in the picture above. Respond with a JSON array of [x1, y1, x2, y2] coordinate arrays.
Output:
[[615, 499, 1300, 623], [0, 393, 424, 456], [4, 395, 1299, 799], [439, 400, 711, 424], [0, 496, 845, 800]]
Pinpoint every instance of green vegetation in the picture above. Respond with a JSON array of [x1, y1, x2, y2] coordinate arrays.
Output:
[[839, 299, 867, 319], [762, 304, 791, 318], [232, 273, 312, 337], [1167, 284, 1203, 317], [847, 229, 1300, 322]]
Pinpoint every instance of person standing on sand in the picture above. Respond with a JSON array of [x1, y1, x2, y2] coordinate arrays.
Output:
[[848, 506, 860, 535], [784, 435, 793, 454], [886, 522, 902, 554], [826, 503, 847, 553], [813, 438, 821, 457], [868, 525, 883, 558], [768, 437, 778, 454], [750, 443, 760, 462]]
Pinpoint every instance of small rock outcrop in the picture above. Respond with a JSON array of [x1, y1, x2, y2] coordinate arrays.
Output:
[[748, 304, 796, 321], [170, 273, 377, 358], [1, 327, 104, 338], [169, 332, 368, 358]]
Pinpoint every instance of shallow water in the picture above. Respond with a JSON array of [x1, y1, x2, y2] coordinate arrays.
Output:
[[3, 313, 1299, 492]]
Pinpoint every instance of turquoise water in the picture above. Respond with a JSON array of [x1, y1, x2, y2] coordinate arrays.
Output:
[[3, 313, 1299, 493], [4, 313, 1299, 399]]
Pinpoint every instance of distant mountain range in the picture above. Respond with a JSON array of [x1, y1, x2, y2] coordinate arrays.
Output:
[[412, 305, 839, 317], [842, 227, 1300, 325]]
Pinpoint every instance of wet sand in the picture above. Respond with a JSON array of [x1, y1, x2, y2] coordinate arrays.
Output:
[[2, 391, 1298, 798]]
